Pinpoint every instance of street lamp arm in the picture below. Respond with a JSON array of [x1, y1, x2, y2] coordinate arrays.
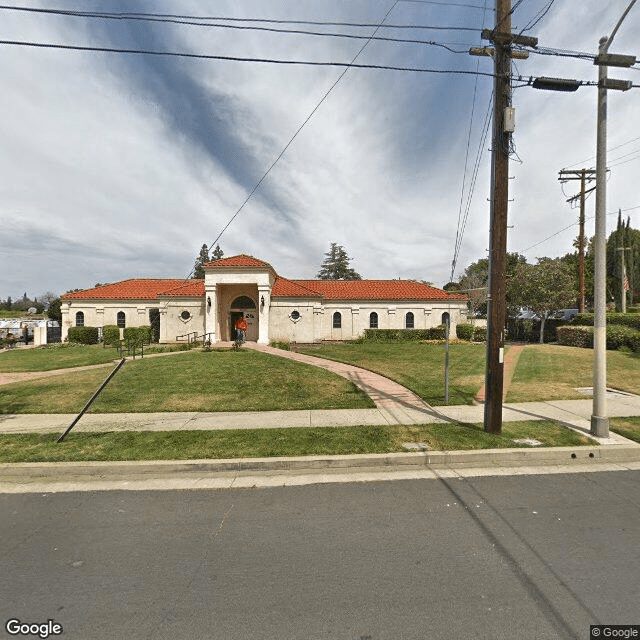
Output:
[[605, 0, 638, 51]]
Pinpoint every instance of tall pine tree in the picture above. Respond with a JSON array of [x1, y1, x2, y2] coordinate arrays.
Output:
[[211, 244, 224, 261], [193, 244, 210, 279], [317, 243, 362, 280]]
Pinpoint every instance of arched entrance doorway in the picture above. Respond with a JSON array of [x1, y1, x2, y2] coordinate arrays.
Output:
[[229, 295, 258, 341]]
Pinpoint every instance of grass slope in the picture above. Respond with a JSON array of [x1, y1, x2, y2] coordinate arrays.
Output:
[[0, 344, 119, 372], [507, 345, 640, 402], [0, 350, 374, 414], [297, 342, 486, 405], [0, 420, 595, 463]]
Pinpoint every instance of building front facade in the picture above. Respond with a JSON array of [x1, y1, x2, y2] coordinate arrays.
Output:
[[61, 255, 467, 344]]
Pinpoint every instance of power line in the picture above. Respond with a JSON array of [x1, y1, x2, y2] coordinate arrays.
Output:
[[520, 0, 557, 33], [0, 6, 484, 32], [0, 38, 500, 76], [517, 205, 640, 254], [451, 92, 494, 280], [451, 0, 491, 281], [399, 0, 495, 8], [562, 136, 640, 170], [202, 1, 404, 260]]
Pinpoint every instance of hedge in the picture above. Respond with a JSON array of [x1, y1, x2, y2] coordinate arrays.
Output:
[[102, 325, 120, 346], [506, 317, 566, 343], [67, 326, 99, 345], [473, 326, 487, 342], [556, 326, 594, 348], [570, 313, 640, 331], [456, 324, 475, 341], [362, 326, 447, 341], [557, 324, 640, 351], [122, 326, 152, 346]]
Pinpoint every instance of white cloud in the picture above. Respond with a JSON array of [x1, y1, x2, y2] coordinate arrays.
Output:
[[1, 0, 639, 299]]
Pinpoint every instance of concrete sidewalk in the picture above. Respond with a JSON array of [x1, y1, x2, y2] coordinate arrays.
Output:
[[2, 342, 640, 493], [1, 388, 639, 445]]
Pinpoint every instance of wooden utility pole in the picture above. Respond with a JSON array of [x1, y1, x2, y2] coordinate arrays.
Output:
[[475, 1, 537, 434], [558, 168, 597, 313]]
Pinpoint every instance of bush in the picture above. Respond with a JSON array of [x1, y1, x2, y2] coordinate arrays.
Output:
[[456, 324, 475, 341], [557, 325, 594, 348], [472, 326, 487, 342], [269, 339, 291, 350], [570, 313, 640, 331], [122, 326, 152, 346], [557, 324, 640, 352], [506, 317, 566, 343], [102, 325, 120, 346], [606, 324, 640, 351], [362, 327, 447, 341], [67, 326, 99, 345]]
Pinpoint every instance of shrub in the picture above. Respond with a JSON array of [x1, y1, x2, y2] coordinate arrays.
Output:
[[570, 313, 640, 331], [269, 339, 291, 350], [506, 317, 566, 343], [557, 324, 640, 352], [122, 326, 152, 346], [473, 326, 487, 342], [67, 326, 99, 345], [362, 327, 447, 341], [606, 324, 640, 351], [456, 324, 475, 341], [557, 326, 594, 348], [102, 325, 120, 346]]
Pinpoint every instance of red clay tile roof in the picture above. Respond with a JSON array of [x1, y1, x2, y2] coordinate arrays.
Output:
[[271, 278, 323, 298], [274, 279, 465, 301], [204, 254, 275, 270], [61, 279, 204, 300]]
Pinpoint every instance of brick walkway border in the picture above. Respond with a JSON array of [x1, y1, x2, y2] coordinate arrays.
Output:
[[474, 344, 525, 404]]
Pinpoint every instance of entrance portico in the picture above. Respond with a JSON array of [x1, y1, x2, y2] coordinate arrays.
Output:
[[204, 255, 276, 345]]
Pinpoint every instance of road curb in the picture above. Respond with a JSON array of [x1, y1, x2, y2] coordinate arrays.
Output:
[[2, 444, 640, 484]]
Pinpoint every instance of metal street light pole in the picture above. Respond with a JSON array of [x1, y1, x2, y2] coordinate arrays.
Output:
[[592, 35, 610, 437], [592, 0, 637, 437]]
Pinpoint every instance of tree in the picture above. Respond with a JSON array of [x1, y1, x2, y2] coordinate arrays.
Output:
[[193, 244, 210, 279], [507, 258, 577, 343], [606, 213, 640, 310], [47, 297, 62, 324], [211, 244, 224, 261], [317, 243, 362, 280], [457, 252, 527, 318]]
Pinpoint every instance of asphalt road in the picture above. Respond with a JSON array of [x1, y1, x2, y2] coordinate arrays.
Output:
[[1, 471, 639, 640]]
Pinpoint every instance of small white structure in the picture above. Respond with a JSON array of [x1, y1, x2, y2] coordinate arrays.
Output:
[[61, 255, 467, 344]]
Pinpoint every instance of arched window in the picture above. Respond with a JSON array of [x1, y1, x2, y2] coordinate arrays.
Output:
[[231, 296, 256, 309], [442, 312, 451, 338], [117, 311, 126, 328], [405, 312, 415, 329], [75, 311, 84, 327], [332, 312, 342, 329], [369, 312, 378, 329]]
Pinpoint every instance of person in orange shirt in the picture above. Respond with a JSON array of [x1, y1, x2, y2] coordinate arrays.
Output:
[[234, 315, 248, 342]]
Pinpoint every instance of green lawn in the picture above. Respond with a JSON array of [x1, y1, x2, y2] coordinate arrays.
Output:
[[297, 342, 486, 405], [506, 345, 640, 402], [611, 416, 640, 444], [0, 420, 596, 463], [0, 343, 119, 372], [0, 349, 374, 414]]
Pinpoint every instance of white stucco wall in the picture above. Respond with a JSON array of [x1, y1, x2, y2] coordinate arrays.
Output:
[[269, 299, 467, 342], [158, 298, 206, 343], [61, 301, 161, 342]]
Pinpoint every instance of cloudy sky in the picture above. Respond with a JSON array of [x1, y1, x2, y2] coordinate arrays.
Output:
[[1, 0, 639, 299]]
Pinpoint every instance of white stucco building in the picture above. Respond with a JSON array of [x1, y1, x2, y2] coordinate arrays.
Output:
[[60, 255, 467, 344]]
